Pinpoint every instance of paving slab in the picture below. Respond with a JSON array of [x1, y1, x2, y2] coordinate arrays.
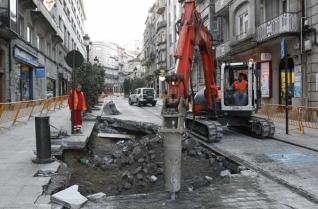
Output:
[[0, 105, 97, 208], [83, 174, 318, 209], [97, 133, 136, 140], [51, 185, 88, 209], [205, 128, 318, 204]]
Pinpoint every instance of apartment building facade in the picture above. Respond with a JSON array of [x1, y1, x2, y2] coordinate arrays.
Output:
[[90, 41, 120, 94], [215, 0, 318, 107], [143, 0, 168, 96], [0, 0, 86, 102]]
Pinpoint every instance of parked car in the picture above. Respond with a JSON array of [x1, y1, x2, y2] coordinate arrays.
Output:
[[129, 88, 157, 107]]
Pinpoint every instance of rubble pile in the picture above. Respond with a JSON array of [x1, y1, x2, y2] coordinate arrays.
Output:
[[64, 119, 246, 196], [90, 134, 164, 191], [182, 137, 242, 175]]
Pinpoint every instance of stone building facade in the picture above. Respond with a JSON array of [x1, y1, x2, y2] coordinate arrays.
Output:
[[215, 0, 318, 107], [143, 0, 168, 97], [0, 0, 86, 102]]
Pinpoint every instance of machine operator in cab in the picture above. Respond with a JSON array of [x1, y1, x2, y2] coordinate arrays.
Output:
[[233, 73, 248, 106]]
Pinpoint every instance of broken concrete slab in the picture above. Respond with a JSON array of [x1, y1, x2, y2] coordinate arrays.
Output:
[[87, 192, 106, 203], [62, 121, 95, 149], [51, 185, 88, 209], [103, 101, 121, 115], [97, 133, 135, 140]]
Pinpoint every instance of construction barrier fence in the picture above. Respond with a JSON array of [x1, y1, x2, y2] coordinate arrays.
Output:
[[0, 96, 68, 129], [258, 104, 318, 134]]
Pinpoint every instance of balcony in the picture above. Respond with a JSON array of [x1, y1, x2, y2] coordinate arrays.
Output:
[[256, 13, 300, 43], [156, 0, 166, 15], [215, 0, 231, 15], [31, 0, 63, 42], [215, 41, 231, 58], [0, 0, 19, 39]]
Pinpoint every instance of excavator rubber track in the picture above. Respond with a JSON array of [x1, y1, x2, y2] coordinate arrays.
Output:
[[249, 116, 275, 138], [228, 116, 275, 139], [185, 116, 223, 143]]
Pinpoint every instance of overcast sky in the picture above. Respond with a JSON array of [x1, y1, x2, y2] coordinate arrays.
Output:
[[83, 0, 155, 49]]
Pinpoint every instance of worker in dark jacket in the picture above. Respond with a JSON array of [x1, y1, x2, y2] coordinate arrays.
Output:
[[68, 84, 87, 133]]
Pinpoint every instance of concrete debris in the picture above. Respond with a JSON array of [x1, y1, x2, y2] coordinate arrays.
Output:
[[87, 192, 106, 203], [34, 170, 56, 177], [241, 170, 258, 177], [97, 133, 135, 140], [220, 170, 231, 177], [51, 185, 88, 209], [149, 175, 158, 183], [205, 176, 213, 181], [209, 158, 216, 165], [103, 101, 121, 115]]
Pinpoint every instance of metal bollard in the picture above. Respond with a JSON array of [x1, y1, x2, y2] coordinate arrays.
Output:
[[32, 116, 54, 164]]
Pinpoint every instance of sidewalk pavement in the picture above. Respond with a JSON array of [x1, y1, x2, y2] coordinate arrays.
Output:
[[0, 106, 97, 208], [273, 122, 318, 152]]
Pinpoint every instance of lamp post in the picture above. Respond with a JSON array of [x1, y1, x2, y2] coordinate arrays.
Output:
[[83, 34, 91, 63]]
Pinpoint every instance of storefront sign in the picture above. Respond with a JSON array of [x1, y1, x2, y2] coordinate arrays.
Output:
[[14, 46, 38, 67], [261, 53, 272, 61], [36, 68, 46, 78], [261, 62, 271, 98], [294, 66, 302, 98], [43, 0, 55, 11]]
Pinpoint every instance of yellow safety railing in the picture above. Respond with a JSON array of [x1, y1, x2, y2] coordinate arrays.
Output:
[[0, 96, 68, 130], [258, 104, 318, 134]]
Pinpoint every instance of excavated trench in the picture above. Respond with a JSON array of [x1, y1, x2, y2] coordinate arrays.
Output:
[[62, 118, 246, 196]]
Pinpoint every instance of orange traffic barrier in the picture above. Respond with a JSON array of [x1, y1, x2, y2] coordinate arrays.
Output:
[[0, 96, 68, 130], [258, 104, 318, 134]]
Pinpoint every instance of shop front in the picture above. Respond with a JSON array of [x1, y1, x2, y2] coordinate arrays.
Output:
[[13, 45, 38, 101]]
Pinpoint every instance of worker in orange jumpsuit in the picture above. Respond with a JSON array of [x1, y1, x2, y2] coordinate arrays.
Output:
[[233, 73, 248, 106], [68, 84, 87, 133]]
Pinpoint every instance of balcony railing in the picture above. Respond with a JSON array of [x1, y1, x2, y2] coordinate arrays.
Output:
[[256, 13, 300, 43], [215, 0, 231, 14], [215, 41, 231, 58]]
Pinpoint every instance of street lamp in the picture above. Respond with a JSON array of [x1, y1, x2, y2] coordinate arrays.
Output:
[[83, 34, 91, 63]]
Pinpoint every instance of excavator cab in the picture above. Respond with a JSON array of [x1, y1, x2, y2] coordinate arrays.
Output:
[[221, 62, 259, 116]]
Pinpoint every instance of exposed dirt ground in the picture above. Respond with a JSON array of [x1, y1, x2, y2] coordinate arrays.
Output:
[[63, 120, 240, 196]]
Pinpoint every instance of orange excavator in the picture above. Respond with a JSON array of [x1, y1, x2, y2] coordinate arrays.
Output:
[[160, 1, 275, 199], [161, 0, 275, 143]]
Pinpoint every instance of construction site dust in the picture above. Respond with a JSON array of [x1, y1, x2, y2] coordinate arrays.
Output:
[[62, 118, 246, 196]]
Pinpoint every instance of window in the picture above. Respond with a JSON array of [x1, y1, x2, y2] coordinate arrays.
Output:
[[52, 47, 56, 61], [282, 0, 287, 13], [237, 11, 248, 38], [47, 42, 51, 57], [36, 35, 40, 49], [260, 0, 266, 24], [26, 26, 32, 43], [18, 16, 24, 37], [67, 32, 70, 49], [59, 16, 63, 30]]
